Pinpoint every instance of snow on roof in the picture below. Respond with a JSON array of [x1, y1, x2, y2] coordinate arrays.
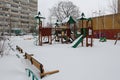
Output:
[[34, 15, 45, 19], [62, 16, 70, 23]]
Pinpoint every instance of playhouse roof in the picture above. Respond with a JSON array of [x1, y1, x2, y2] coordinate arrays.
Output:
[[34, 15, 45, 19], [62, 16, 76, 24]]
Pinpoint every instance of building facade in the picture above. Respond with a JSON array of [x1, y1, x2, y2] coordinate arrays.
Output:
[[0, 0, 37, 33], [92, 13, 120, 39]]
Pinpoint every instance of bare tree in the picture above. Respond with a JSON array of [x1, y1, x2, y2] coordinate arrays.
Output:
[[49, 1, 80, 21], [0, 36, 11, 57], [108, 0, 120, 30], [108, 0, 118, 14], [0, 36, 6, 57]]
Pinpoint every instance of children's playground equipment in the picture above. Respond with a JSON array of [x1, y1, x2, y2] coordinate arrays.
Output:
[[99, 31, 107, 42], [114, 32, 120, 45], [53, 16, 76, 44], [33, 17, 39, 45], [72, 13, 93, 48], [35, 12, 52, 46], [34, 12, 93, 47], [99, 37, 107, 42]]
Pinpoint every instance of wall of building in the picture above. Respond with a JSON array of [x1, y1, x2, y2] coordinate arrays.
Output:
[[0, 0, 37, 33], [92, 13, 120, 39]]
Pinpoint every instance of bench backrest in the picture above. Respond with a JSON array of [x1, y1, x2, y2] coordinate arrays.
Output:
[[24, 53, 44, 74]]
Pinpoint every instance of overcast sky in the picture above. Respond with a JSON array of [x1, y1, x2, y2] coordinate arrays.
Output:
[[38, 0, 112, 23]]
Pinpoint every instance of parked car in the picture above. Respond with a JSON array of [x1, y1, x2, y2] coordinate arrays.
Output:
[[19, 32, 27, 36]]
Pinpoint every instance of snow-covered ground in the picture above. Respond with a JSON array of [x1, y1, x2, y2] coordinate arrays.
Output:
[[0, 35, 120, 80]]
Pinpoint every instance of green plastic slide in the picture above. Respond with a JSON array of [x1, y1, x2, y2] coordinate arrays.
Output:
[[72, 35, 85, 48]]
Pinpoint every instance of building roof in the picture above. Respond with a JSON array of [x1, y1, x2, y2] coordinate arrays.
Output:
[[62, 16, 76, 24]]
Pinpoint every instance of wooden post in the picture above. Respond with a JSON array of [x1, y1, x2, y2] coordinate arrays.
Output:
[[74, 23, 76, 39], [86, 19, 93, 47], [39, 22, 42, 46], [50, 35, 52, 44], [81, 20, 84, 47]]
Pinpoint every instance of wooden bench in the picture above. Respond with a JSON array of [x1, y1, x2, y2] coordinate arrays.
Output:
[[24, 53, 59, 78], [16, 46, 59, 78], [32, 58, 59, 78], [16, 45, 23, 53], [41, 70, 59, 77], [31, 57, 45, 73], [24, 53, 33, 64], [24, 53, 45, 78]]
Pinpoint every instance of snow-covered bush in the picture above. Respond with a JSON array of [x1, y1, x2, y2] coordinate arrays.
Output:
[[0, 36, 10, 57]]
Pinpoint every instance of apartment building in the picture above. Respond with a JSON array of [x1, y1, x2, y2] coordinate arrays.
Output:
[[0, 0, 37, 33]]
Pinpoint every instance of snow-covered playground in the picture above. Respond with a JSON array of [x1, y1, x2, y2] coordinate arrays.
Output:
[[0, 35, 120, 80]]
